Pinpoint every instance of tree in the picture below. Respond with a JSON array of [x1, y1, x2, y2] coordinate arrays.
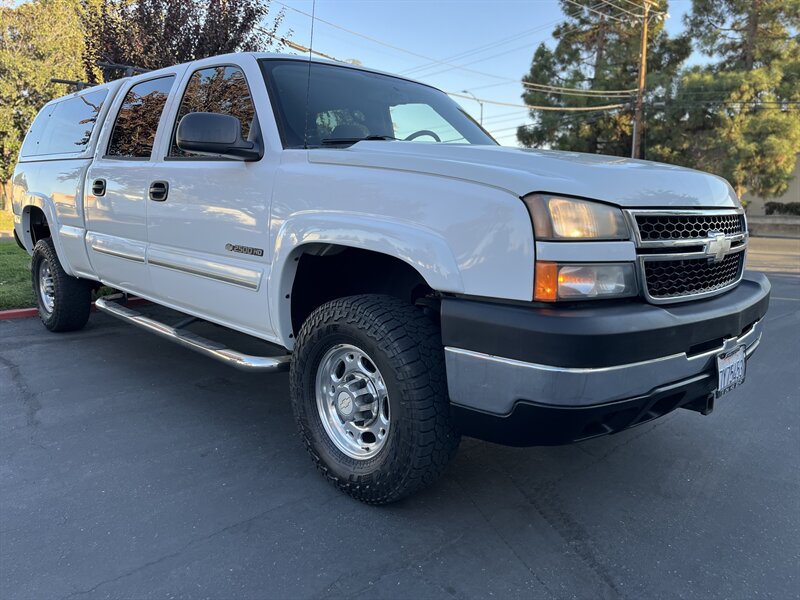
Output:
[[685, 0, 799, 71], [0, 0, 87, 193], [86, 0, 286, 78], [0, 0, 288, 204], [516, 0, 690, 156], [648, 0, 800, 198]]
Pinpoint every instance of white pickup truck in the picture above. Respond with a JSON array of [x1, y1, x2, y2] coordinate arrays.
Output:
[[11, 52, 770, 503]]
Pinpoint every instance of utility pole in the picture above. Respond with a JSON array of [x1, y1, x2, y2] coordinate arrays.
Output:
[[631, 0, 651, 159], [461, 90, 484, 125]]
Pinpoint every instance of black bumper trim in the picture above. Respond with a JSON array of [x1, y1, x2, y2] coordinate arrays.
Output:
[[441, 272, 770, 368], [453, 373, 718, 447]]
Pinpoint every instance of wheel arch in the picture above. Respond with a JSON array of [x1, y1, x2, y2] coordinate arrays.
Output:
[[269, 214, 464, 349], [19, 195, 76, 276]]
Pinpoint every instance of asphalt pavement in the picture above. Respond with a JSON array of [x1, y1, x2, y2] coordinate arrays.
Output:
[[1, 273, 798, 600], [747, 237, 800, 273]]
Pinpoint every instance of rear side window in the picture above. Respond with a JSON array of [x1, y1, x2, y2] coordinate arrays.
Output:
[[20, 89, 108, 157], [19, 105, 55, 157], [169, 66, 256, 157], [107, 76, 175, 158]]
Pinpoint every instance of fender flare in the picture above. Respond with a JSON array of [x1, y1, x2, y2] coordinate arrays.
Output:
[[268, 212, 464, 348], [20, 194, 76, 277]]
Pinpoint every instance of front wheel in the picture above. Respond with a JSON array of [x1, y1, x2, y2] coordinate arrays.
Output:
[[31, 238, 92, 332], [290, 295, 460, 504]]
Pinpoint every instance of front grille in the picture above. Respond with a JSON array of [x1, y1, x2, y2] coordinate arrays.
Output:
[[643, 251, 745, 300], [636, 213, 746, 242]]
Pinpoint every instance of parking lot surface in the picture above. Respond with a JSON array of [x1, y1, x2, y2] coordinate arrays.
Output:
[[1, 273, 798, 600]]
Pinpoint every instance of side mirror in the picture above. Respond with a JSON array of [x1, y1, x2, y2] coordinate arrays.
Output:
[[176, 112, 262, 161]]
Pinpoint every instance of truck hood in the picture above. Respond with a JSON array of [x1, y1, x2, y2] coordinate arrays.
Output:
[[308, 142, 740, 208]]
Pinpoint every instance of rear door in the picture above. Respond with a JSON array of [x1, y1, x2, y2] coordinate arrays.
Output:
[[146, 57, 278, 338], [84, 74, 179, 294]]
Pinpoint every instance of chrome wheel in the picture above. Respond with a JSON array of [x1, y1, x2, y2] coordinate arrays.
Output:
[[315, 344, 390, 460], [38, 262, 55, 314]]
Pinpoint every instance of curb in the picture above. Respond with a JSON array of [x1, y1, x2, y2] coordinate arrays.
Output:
[[0, 297, 150, 321], [0, 307, 39, 320]]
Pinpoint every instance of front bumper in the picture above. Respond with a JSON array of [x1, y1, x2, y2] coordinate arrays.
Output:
[[442, 272, 770, 446]]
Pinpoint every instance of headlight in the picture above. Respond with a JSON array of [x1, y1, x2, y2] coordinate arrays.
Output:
[[525, 194, 629, 240], [534, 262, 637, 301]]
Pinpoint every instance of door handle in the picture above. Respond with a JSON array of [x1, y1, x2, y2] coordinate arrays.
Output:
[[149, 181, 169, 202], [91, 178, 106, 197]]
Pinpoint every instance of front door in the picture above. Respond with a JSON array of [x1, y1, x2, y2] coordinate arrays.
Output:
[[146, 61, 276, 338], [84, 75, 177, 294]]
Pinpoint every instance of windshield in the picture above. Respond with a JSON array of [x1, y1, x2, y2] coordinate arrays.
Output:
[[260, 59, 497, 149]]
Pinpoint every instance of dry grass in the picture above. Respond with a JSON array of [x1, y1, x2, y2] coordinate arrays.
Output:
[[0, 210, 13, 233]]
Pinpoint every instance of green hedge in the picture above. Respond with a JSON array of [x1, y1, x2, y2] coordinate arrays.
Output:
[[765, 202, 800, 216]]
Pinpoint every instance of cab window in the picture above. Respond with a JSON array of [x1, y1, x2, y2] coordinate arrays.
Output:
[[390, 104, 465, 143], [169, 66, 256, 158], [107, 76, 175, 158], [260, 59, 496, 148]]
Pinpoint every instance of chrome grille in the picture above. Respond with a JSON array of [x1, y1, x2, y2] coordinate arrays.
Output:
[[626, 209, 748, 304], [643, 251, 745, 300], [635, 213, 745, 242]]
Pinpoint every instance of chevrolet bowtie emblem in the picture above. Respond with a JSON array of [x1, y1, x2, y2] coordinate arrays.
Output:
[[705, 231, 731, 263]]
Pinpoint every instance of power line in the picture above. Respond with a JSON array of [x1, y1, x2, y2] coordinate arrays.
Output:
[[563, 0, 630, 24], [407, 1, 644, 84], [398, 2, 619, 78], [259, 32, 627, 113], [522, 81, 636, 97], [400, 21, 565, 76], [597, 0, 644, 19], [399, 0, 625, 79], [469, 78, 634, 95], [447, 91, 626, 112], [481, 111, 536, 125], [615, 0, 667, 16], [272, 1, 467, 66], [490, 108, 615, 135], [273, 0, 637, 99], [662, 88, 798, 98], [656, 101, 800, 107], [524, 81, 636, 94], [265, 3, 639, 118]]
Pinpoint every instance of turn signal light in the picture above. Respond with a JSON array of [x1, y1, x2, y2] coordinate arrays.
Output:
[[534, 262, 637, 301], [534, 262, 558, 301]]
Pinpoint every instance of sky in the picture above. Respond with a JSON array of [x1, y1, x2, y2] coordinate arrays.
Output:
[[269, 0, 694, 145]]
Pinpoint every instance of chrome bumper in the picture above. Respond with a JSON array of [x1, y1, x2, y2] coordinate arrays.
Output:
[[445, 318, 763, 415]]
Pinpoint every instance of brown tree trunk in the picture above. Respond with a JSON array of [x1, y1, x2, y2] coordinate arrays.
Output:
[[588, 13, 608, 154], [744, 0, 760, 70], [1, 180, 12, 212]]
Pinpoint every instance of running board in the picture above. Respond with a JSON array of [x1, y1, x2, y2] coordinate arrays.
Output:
[[95, 296, 291, 372]]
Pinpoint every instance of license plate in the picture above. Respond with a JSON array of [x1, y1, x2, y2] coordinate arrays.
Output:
[[716, 345, 746, 398]]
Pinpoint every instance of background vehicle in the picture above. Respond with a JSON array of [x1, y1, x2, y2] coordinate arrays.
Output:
[[11, 53, 770, 504]]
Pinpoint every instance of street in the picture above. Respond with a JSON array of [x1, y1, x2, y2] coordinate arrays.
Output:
[[1, 273, 798, 599]]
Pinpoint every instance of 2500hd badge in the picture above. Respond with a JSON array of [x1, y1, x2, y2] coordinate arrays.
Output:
[[225, 243, 264, 257]]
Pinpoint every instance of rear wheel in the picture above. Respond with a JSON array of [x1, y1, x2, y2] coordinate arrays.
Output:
[[290, 294, 460, 504], [31, 238, 92, 332]]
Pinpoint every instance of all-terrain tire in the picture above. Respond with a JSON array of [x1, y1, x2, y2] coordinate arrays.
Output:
[[31, 237, 92, 332], [290, 294, 460, 504]]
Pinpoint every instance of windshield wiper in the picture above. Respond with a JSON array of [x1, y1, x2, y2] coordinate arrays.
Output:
[[320, 135, 399, 145]]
